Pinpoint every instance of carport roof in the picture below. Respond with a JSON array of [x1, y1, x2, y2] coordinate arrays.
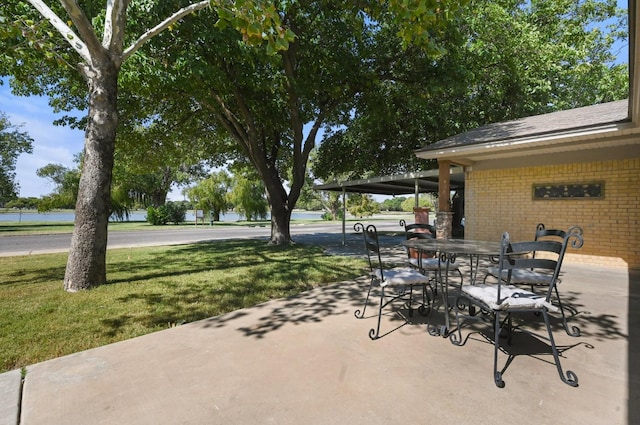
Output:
[[313, 167, 465, 196]]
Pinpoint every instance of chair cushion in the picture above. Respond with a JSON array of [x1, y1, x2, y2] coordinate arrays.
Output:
[[373, 267, 429, 287], [487, 267, 555, 285], [408, 257, 460, 271], [461, 284, 559, 312]]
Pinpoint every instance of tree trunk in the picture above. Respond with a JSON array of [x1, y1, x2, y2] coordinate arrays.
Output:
[[150, 190, 168, 207], [269, 197, 292, 245], [64, 63, 118, 292]]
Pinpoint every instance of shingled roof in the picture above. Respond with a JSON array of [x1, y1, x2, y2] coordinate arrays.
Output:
[[416, 100, 630, 154]]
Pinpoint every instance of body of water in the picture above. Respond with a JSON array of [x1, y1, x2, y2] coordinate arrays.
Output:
[[0, 210, 325, 223]]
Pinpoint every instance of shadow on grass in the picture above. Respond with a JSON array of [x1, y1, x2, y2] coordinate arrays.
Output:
[[98, 239, 367, 335], [1, 264, 67, 286]]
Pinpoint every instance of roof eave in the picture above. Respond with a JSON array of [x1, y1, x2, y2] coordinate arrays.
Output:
[[415, 122, 638, 162]]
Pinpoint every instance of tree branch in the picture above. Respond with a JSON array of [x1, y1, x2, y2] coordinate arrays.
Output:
[[25, 0, 91, 63], [121, 0, 210, 63], [58, 0, 104, 58], [103, 0, 127, 53]]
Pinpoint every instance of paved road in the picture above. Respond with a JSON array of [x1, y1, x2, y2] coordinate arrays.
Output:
[[0, 219, 406, 257]]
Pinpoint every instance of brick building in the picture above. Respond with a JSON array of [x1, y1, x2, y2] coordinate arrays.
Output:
[[416, 100, 640, 269]]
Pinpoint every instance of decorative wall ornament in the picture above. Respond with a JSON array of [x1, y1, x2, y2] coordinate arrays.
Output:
[[532, 182, 604, 200]]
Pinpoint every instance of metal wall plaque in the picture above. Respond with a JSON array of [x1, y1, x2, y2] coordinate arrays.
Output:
[[533, 182, 604, 199]]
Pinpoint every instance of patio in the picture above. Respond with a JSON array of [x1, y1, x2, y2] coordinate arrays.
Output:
[[4, 239, 637, 425]]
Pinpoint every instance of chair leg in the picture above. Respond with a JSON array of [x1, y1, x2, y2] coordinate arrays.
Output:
[[493, 310, 506, 388], [554, 286, 580, 337], [418, 282, 433, 316], [369, 286, 386, 340], [355, 276, 374, 319], [450, 296, 465, 346], [542, 310, 579, 387], [407, 285, 414, 318]]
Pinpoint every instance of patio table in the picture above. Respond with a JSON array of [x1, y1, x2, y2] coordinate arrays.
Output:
[[402, 238, 502, 337]]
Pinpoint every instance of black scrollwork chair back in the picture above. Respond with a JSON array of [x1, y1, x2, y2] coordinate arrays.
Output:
[[399, 219, 436, 267], [354, 222, 431, 340], [399, 219, 462, 288], [484, 223, 584, 336]]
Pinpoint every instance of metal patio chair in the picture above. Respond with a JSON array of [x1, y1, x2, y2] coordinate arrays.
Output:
[[453, 231, 584, 388], [400, 220, 462, 282], [484, 224, 584, 336], [354, 222, 431, 340]]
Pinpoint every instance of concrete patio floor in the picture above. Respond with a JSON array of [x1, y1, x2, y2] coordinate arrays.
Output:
[[1, 241, 639, 425]]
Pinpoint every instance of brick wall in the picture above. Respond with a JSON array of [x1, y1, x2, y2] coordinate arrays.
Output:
[[465, 157, 640, 269]]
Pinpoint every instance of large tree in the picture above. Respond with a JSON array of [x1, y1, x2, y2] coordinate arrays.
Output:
[[36, 161, 80, 210], [0, 0, 290, 291], [186, 170, 231, 221], [118, 1, 465, 244], [2, 0, 462, 290], [0, 111, 33, 204], [113, 124, 217, 208], [313, 0, 629, 179]]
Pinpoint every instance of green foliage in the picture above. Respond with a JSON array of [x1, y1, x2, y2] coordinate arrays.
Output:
[[186, 171, 232, 221], [114, 124, 212, 209], [321, 208, 343, 221], [166, 201, 188, 224], [313, 0, 629, 179], [228, 168, 268, 221], [294, 171, 324, 211], [145, 206, 167, 225], [401, 194, 435, 212], [146, 201, 188, 225], [369, 0, 468, 54], [381, 197, 407, 211], [36, 151, 189, 216], [0, 0, 312, 288], [229, 176, 268, 221], [4, 197, 40, 210], [110, 182, 134, 222], [35, 162, 80, 211], [115, 0, 464, 244], [317, 190, 343, 221], [0, 111, 33, 204], [214, 0, 297, 55], [347, 194, 380, 218]]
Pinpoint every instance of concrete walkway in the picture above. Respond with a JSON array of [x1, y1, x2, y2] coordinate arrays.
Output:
[[2, 240, 639, 424]]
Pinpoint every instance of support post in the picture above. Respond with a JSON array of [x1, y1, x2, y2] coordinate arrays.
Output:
[[437, 160, 452, 239]]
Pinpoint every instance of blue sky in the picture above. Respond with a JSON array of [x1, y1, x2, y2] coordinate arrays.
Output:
[[0, 0, 631, 200], [0, 83, 84, 198]]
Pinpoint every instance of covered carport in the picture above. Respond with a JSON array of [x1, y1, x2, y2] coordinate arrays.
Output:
[[313, 167, 465, 244]]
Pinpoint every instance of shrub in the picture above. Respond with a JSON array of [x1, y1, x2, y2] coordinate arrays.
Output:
[[146, 206, 168, 225], [146, 202, 187, 225], [321, 209, 344, 221], [165, 202, 187, 224]]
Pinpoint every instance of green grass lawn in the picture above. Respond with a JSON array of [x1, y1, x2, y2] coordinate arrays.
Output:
[[0, 240, 367, 373]]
